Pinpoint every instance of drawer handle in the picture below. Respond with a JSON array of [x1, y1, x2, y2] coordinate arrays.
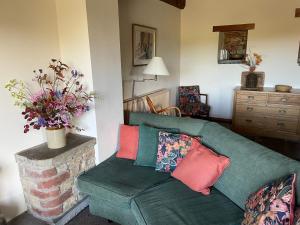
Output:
[[281, 98, 288, 102], [247, 107, 254, 111], [278, 109, 287, 114], [245, 119, 252, 123], [248, 96, 255, 100], [277, 122, 285, 127]]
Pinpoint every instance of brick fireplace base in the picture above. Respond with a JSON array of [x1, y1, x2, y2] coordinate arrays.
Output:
[[15, 134, 96, 224], [41, 197, 89, 225]]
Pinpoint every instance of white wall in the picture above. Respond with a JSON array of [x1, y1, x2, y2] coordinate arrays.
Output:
[[0, 0, 60, 220], [119, 0, 181, 103], [180, 0, 300, 119], [86, 0, 124, 161], [55, 0, 99, 160]]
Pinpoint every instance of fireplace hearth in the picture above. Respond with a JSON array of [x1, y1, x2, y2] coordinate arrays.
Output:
[[15, 134, 96, 225]]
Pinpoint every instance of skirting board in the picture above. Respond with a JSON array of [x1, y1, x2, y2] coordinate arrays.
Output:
[[209, 117, 232, 124]]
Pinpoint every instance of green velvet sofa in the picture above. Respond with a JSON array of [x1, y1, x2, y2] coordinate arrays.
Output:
[[77, 112, 300, 225]]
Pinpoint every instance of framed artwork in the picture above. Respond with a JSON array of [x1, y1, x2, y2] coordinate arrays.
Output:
[[213, 23, 255, 64], [132, 24, 156, 66], [218, 31, 248, 64], [241, 72, 265, 91], [298, 43, 300, 65]]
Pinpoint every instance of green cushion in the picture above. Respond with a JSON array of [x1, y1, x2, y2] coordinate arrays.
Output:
[[89, 196, 138, 225], [131, 179, 244, 225], [129, 112, 208, 137], [77, 155, 170, 209], [201, 122, 300, 209], [134, 124, 179, 167]]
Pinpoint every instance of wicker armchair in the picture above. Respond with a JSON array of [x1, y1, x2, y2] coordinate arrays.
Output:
[[146, 96, 181, 117], [178, 86, 210, 118]]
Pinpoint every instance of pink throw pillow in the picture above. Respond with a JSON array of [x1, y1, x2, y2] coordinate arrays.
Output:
[[172, 144, 230, 195], [116, 125, 139, 160]]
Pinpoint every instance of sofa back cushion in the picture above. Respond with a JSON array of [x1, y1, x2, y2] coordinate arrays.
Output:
[[201, 122, 300, 209], [134, 124, 179, 167], [129, 112, 208, 136]]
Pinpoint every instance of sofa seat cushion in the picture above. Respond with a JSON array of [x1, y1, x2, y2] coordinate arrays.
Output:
[[77, 155, 170, 208], [131, 179, 244, 225]]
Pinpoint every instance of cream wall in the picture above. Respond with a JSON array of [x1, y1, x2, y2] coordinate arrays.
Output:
[[86, 0, 124, 161], [0, 0, 60, 220], [0, 0, 124, 220], [55, 0, 99, 160], [180, 0, 300, 119], [119, 0, 181, 103]]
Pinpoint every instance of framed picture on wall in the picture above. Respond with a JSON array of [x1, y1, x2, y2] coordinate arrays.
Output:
[[132, 24, 157, 66], [298, 42, 300, 65]]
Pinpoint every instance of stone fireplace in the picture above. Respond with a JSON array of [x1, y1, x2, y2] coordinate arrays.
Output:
[[15, 134, 96, 224]]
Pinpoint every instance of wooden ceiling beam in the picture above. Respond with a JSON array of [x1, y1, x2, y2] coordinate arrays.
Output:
[[296, 8, 300, 18], [160, 0, 186, 9]]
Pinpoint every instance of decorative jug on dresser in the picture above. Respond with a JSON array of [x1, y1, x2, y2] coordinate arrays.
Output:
[[233, 87, 300, 141]]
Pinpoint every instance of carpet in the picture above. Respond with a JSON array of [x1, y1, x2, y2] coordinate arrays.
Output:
[[8, 208, 119, 225]]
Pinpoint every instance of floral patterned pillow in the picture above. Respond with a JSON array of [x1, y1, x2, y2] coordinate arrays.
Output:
[[294, 208, 300, 225], [242, 174, 296, 225], [155, 131, 201, 173]]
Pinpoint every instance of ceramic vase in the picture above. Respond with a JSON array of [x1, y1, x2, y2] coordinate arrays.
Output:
[[46, 127, 66, 149]]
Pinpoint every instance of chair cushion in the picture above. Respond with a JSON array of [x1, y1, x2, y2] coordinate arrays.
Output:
[[77, 155, 170, 208], [131, 179, 244, 225], [199, 102, 210, 114]]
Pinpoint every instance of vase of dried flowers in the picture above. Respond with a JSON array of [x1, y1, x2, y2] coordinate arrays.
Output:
[[243, 52, 263, 89], [5, 59, 94, 149], [46, 127, 66, 149]]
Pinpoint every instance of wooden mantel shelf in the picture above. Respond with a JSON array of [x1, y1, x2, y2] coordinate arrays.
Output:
[[213, 23, 255, 32]]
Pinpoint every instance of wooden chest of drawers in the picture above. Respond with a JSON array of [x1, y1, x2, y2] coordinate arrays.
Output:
[[233, 87, 300, 141]]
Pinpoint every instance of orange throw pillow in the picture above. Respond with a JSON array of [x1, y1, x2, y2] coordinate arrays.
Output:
[[116, 125, 139, 160], [172, 144, 230, 195]]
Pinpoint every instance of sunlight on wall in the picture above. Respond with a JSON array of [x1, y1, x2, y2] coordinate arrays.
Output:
[[181, 0, 300, 119]]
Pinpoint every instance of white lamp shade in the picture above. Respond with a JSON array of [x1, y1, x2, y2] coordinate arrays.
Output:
[[143, 57, 170, 76]]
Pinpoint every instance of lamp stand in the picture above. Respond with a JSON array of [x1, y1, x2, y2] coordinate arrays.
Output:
[[132, 75, 158, 97]]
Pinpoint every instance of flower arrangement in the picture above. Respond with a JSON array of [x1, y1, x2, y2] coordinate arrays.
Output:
[[5, 59, 94, 133], [244, 52, 263, 72]]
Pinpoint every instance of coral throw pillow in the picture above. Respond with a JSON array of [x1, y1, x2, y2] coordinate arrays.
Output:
[[171, 144, 230, 195], [242, 174, 296, 225], [156, 131, 201, 173], [116, 125, 139, 160]]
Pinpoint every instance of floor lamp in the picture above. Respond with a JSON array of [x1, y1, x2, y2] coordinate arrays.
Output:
[[132, 57, 170, 97]]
